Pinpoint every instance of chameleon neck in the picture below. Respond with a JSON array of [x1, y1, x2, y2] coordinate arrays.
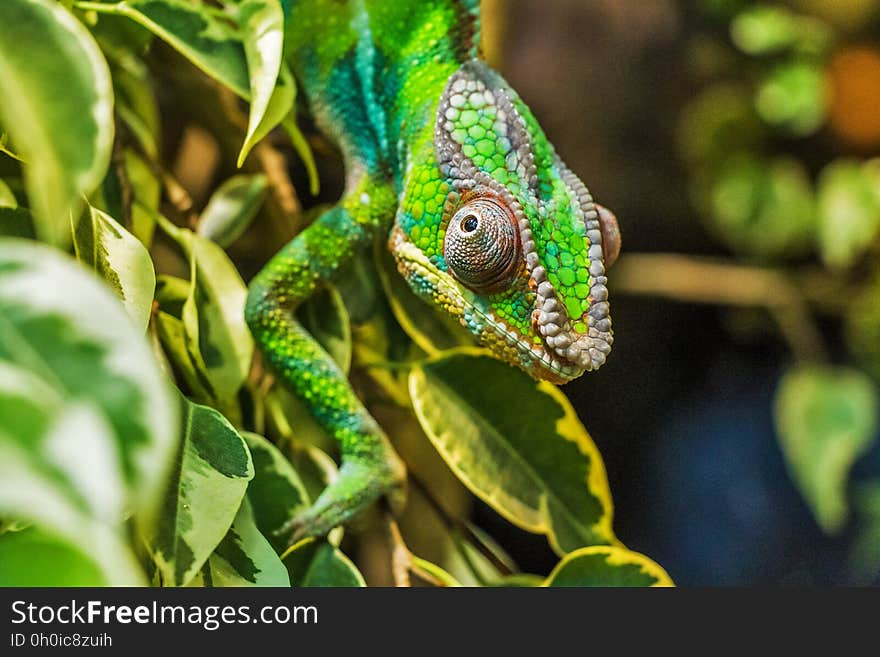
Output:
[[284, 0, 480, 187]]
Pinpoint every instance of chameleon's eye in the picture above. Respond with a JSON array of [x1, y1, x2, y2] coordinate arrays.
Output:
[[443, 198, 521, 293], [461, 215, 479, 233]]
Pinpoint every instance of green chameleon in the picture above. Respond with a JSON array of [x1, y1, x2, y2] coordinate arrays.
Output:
[[245, 0, 620, 542]]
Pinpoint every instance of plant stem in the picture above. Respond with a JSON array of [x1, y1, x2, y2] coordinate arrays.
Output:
[[612, 252, 835, 362], [384, 511, 411, 587], [407, 473, 515, 578]]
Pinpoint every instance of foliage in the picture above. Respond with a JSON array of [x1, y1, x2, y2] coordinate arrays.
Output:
[[0, 0, 668, 587], [684, 0, 880, 573]]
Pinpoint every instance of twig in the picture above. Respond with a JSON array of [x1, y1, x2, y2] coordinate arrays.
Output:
[[163, 171, 198, 228], [217, 87, 300, 236], [384, 510, 411, 587], [137, 144, 200, 229], [255, 140, 302, 218], [407, 473, 514, 578], [612, 253, 832, 362]]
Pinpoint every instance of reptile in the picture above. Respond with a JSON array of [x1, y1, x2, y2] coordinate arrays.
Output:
[[245, 0, 621, 542]]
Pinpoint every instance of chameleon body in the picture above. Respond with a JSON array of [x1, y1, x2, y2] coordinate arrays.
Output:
[[245, 0, 619, 540]]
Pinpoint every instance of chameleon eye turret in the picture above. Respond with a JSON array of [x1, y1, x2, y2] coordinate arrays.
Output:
[[443, 197, 522, 293]]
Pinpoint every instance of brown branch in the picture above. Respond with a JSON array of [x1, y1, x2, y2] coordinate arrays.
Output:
[[255, 140, 302, 218], [384, 510, 411, 588], [611, 253, 836, 362], [136, 142, 199, 229], [217, 88, 300, 236], [406, 473, 514, 578]]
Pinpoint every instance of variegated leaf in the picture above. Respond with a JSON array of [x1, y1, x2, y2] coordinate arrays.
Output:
[[149, 397, 253, 586], [283, 538, 365, 587], [72, 205, 156, 330], [0, 240, 177, 584], [85, 0, 249, 97], [243, 431, 310, 554], [0, 0, 113, 246], [191, 497, 289, 587], [410, 350, 615, 554], [545, 546, 674, 587]]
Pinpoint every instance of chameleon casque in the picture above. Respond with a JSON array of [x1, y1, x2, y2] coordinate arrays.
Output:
[[245, 0, 620, 541]]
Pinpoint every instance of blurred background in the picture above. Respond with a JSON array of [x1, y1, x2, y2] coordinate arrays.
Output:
[[473, 0, 880, 586], [148, 0, 880, 585]]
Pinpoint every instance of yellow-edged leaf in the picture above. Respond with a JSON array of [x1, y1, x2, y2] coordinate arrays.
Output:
[[409, 349, 615, 554]]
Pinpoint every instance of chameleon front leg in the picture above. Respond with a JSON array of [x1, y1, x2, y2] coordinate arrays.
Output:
[[245, 181, 405, 542]]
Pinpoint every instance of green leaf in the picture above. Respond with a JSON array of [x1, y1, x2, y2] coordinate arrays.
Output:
[[755, 61, 826, 136], [0, 179, 17, 209], [491, 574, 545, 587], [243, 431, 310, 554], [677, 83, 763, 168], [119, 84, 159, 159], [148, 396, 254, 586], [709, 153, 815, 260], [80, 1, 308, 181], [235, 0, 288, 166], [817, 159, 880, 269], [155, 274, 191, 318], [182, 238, 253, 404], [81, 0, 249, 97], [460, 523, 519, 576], [0, 134, 24, 162], [122, 151, 161, 250], [282, 115, 320, 196], [0, 207, 35, 239], [410, 555, 462, 587], [72, 205, 156, 330], [0, 239, 177, 517], [283, 538, 366, 587], [196, 497, 290, 586], [0, 0, 114, 246], [730, 6, 831, 57], [846, 481, 880, 583], [774, 365, 879, 534], [242, 63, 296, 168], [731, 6, 800, 55], [285, 443, 338, 503], [154, 310, 213, 400], [157, 214, 254, 404], [0, 369, 146, 585], [0, 526, 107, 586], [545, 546, 673, 587], [297, 285, 352, 374], [94, 163, 125, 225], [846, 272, 880, 382], [0, 239, 177, 584], [89, 5, 155, 58], [398, 486, 488, 586], [409, 350, 616, 554], [197, 174, 268, 247], [452, 532, 508, 586], [107, 50, 161, 159]]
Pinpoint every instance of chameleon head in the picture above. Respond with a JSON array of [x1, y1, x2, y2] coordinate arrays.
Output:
[[392, 60, 619, 384]]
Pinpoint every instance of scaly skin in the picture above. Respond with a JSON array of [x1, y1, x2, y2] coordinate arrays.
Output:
[[245, 0, 618, 541]]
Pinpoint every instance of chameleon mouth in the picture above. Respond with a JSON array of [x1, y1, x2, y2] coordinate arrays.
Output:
[[524, 162, 614, 373], [528, 243, 612, 373], [390, 228, 585, 383]]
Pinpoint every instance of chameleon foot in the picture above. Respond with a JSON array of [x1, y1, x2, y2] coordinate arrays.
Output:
[[282, 452, 407, 544]]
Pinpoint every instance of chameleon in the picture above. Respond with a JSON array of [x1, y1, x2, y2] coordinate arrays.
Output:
[[245, 0, 620, 542]]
